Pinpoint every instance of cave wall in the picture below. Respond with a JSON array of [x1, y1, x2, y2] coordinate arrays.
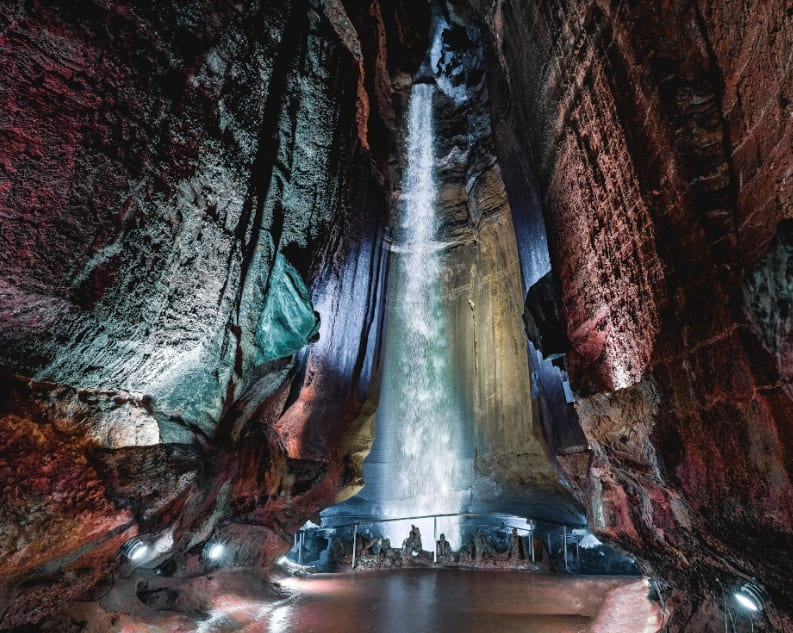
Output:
[[0, 0, 383, 439], [0, 0, 428, 627], [408, 10, 581, 520], [470, 0, 793, 629]]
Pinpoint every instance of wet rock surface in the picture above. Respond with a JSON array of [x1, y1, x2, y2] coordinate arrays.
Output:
[[427, 7, 580, 517], [73, 570, 662, 633]]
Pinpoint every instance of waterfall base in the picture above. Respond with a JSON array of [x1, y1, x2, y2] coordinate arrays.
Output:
[[284, 517, 638, 576]]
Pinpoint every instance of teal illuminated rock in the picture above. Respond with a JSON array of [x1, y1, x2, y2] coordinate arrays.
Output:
[[255, 252, 321, 363]]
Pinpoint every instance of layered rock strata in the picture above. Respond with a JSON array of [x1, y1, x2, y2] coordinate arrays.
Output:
[[427, 11, 580, 518], [469, 0, 793, 629]]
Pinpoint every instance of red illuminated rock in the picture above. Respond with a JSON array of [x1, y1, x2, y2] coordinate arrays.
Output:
[[471, 0, 793, 628]]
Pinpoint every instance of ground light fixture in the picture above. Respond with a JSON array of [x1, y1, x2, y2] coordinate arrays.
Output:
[[121, 538, 148, 563], [733, 583, 767, 613], [203, 541, 227, 564]]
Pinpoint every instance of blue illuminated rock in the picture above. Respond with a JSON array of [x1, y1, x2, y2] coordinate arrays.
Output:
[[255, 253, 321, 364]]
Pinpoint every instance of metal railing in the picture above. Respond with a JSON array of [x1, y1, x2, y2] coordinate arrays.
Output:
[[293, 512, 589, 570]]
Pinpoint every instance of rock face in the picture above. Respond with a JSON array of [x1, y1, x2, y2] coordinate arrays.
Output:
[[426, 10, 580, 519], [321, 5, 582, 529], [469, 0, 793, 629], [0, 0, 428, 628]]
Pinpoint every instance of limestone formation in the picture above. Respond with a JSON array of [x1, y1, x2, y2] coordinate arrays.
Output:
[[0, 0, 428, 627]]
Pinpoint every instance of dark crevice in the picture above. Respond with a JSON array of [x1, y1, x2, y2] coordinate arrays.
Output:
[[690, 1, 743, 269], [351, 200, 388, 403], [234, 1, 307, 317], [217, 2, 307, 424]]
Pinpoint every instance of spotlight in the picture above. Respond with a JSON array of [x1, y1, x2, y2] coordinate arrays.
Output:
[[206, 543, 225, 561], [121, 538, 148, 562], [203, 541, 228, 566], [734, 583, 767, 613]]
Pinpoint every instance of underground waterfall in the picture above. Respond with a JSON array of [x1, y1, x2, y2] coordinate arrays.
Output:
[[321, 81, 475, 550], [303, 14, 612, 571], [366, 81, 474, 546]]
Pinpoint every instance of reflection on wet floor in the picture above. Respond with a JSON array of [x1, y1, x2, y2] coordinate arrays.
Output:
[[104, 569, 661, 633], [275, 570, 660, 633]]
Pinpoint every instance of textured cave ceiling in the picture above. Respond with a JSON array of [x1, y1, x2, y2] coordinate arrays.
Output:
[[1, 0, 792, 631]]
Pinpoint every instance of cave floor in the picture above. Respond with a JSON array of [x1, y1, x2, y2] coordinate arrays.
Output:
[[98, 569, 661, 633]]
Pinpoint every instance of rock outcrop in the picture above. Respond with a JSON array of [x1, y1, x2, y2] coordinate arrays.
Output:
[[469, 0, 793, 629], [426, 9, 580, 518]]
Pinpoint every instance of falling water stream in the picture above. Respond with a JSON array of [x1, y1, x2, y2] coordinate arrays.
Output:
[[357, 82, 475, 549]]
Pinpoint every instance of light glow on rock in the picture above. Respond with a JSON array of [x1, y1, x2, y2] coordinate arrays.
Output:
[[734, 591, 760, 612], [734, 585, 765, 613]]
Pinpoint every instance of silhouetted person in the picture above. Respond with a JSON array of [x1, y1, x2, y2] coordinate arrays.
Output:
[[508, 528, 526, 560], [471, 529, 489, 560], [402, 524, 422, 556], [436, 533, 452, 560]]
